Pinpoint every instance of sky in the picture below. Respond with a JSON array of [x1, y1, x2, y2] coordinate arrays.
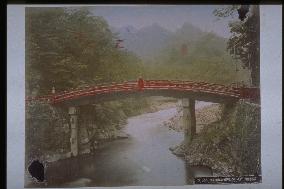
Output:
[[89, 5, 237, 38]]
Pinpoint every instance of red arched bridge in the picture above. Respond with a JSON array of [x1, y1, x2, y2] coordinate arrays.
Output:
[[26, 80, 260, 106], [26, 80, 259, 157]]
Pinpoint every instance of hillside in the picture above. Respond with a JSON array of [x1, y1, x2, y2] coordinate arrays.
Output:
[[113, 23, 173, 59], [112, 22, 230, 62]]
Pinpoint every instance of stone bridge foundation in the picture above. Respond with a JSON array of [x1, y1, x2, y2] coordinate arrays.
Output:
[[69, 107, 79, 157], [68, 106, 92, 157], [182, 98, 196, 144]]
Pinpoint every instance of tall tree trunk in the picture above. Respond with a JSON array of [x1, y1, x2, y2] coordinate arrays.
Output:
[[251, 5, 260, 87]]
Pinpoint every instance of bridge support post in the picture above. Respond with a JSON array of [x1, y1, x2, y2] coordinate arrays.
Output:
[[69, 106, 79, 157], [182, 98, 196, 144]]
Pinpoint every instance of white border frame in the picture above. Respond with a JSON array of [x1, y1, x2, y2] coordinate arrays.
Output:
[[7, 5, 282, 189]]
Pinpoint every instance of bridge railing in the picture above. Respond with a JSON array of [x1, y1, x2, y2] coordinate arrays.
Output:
[[52, 81, 139, 103], [53, 81, 133, 95], [26, 80, 258, 104], [144, 80, 240, 96]]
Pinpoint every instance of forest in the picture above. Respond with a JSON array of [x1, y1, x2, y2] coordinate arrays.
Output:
[[26, 7, 252, 96]]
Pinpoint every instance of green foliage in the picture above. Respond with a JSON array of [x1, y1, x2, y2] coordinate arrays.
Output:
[[142, 31, 250, 85], [214, 5, 260, 87], [26, 103, 69, 159], [26, 7, 147, 159], [213, 5, 239, 18], [26, 7, 250, 92], [188, 101, 261, 176], [26, 7, 143, 95]]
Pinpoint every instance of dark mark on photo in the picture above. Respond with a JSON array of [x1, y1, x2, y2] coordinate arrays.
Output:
[[28, 160, 45, 182]]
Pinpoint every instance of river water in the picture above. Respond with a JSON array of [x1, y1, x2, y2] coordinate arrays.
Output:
[[38, 101, 213, 187]]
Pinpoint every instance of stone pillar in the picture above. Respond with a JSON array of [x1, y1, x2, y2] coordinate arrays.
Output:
[[182, 98, 196, 144], [69, 107, 79, 157]]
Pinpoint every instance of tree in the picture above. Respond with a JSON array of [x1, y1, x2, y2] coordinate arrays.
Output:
[[26, 7, 144, 95], [214, 5, 260, 87]]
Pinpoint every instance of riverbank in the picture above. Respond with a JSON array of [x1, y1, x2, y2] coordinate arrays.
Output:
[[163, 102, 222, 133], [169, 100, 261, 177]]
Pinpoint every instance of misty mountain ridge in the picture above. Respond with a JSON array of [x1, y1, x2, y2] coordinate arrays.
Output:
[[112, 23, 172, 58], [111, 22, 227, 60]]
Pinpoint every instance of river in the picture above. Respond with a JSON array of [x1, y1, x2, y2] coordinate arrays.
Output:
[[36, 101, 213, 187]]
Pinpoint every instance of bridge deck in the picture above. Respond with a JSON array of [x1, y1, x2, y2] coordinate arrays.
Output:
[[26, 80, 259, 106]]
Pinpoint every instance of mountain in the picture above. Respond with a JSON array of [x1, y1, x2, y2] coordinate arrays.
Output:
[[168, 22, 204, 47], [111, 22, 227, 61], [112, 23, 173, 59]]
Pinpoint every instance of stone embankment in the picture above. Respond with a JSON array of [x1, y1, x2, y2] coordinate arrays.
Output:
[[168, 100, 261, 177], [163, 103, 222, 133]]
